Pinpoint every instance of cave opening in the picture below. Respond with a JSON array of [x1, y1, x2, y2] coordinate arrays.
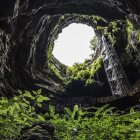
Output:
[[46, 15, 112, 98], [52, 23, 95, 66], [0, 1, 140, 139]]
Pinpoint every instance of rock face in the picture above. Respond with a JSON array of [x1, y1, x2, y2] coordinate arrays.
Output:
[[0, 0, 140, 97], [17, 122, 59, 140]]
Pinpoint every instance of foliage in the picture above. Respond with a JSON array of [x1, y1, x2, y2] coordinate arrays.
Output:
[[43, 105, 60, 120], [104, 20, 125, 46], [50, 105, 140, 140], [126, 18, 135, 44], [125, 18, 140, 65], [47, 14, 106, 85], [0, 89, 49, 139], [48, 62, 66, 82], [126, 18, 140, 45], [66, 57, 103, 86], [1, 90, 140, 140]]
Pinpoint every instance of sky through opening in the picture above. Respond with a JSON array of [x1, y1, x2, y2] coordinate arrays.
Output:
[[52, 23, 95, 66]]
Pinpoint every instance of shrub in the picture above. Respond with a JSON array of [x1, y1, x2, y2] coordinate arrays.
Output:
[[0, 89, 49, 139]]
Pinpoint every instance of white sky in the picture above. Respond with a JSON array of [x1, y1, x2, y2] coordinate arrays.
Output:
[[52, 23, 95, 66]]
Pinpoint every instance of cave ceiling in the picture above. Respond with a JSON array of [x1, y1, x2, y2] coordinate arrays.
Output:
[[0, 0, 139, 96]]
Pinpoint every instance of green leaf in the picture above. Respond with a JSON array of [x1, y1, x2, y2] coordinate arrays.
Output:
[[14, 102, 20, 109], [9, 107, 15, 115], [23, 98, 30, 105], [102, 107, 115, 116], [37, 89, 42, 95], [72, 105, 79, 119], [20, 102, 29, 107], [64, 107, 72, 117], [0, 98, 8, 104], [37, 115, 45, 122], [24, 91, 34, 99], [32, 90, 37, 95], [73, 105, 79, 112], [18, 90, 23, 95], [13, 96, 19, 101], [37, 95, 49, 103], [95, 104, 109, 117], [49, 105, 55, 115], [37, 103, 42, 108], [43, 97, 50, 101], [130, 107, 135, 114]]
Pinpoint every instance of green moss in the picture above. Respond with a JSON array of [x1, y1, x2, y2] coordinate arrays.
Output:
[[47, 44, 53, 60], [125, 18, 140, 54], [126, 18, 140, 43], [90, 56, 102, 75], [126, 19, 135, 41], [104, 20, 125, 46], [90, 36, 97, 50]]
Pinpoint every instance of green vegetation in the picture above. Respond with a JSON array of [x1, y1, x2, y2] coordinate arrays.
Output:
[[48, 62, 66, 82], [47, 15, 139, 86], [47, 14, 106, 85], [0, 90, 140, 140], [104, 20, 126, 46], [126, 18, 140, 46], [49, 104, 140, 140], [66, 57, 103, 86], [90, 36, 97, 50], [126, 19, 140, 42], [0, 89, 49, 139], [125, 18, 140, 65]]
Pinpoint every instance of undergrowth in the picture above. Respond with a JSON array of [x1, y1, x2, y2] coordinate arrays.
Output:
[[47, 104, 140, 140], [0, 90, 140, 140], [0, 89, 49, 139]]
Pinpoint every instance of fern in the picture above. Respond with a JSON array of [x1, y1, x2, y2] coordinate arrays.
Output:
[[94, 104, 109, 117], [51, 104, 140, 140]]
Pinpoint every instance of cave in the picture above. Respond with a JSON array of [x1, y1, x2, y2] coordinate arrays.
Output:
[[0, 0, 140, 139], [0, 0, 140, 100]]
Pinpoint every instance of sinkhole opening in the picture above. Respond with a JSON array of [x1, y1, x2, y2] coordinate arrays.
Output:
[[52, 23, 95, 66]]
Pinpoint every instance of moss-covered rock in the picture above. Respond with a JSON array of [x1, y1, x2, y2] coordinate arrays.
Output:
[[17, 122, 59, 140]]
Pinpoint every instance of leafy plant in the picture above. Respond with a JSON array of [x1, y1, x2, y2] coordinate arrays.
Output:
[[66, 57, 103, 86], [51, 105, 140, 140], [1, 91, 140, 140], [0, 89, 49, 139], [44, 105, 60, 120], [64, 105, 85, 120]]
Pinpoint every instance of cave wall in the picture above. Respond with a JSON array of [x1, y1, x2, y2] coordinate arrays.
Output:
[[0, 0, 140, 96]]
